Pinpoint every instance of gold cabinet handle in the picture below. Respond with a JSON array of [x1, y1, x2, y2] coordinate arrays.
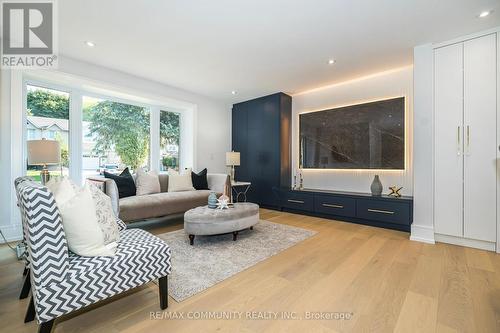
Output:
[[367, 208, 394, 215], [287, 199, 304, 204], [322, 203, 344, 209]]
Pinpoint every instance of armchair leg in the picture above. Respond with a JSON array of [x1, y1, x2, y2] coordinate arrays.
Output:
[[19, 271, 31, 299], [38, 319, 54, 333], [159, 275, 168, 310], [24, 296, 35, 323]]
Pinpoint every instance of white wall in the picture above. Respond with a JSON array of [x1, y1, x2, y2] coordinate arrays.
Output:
[[291, 66, 414, 196], [0, 57, 231, 241], [411, 44, 435, 244], [0, 69, 16, 242], [55, 57, 231, 174]]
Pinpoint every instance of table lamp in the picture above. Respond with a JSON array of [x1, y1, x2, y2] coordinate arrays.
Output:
[[226, 151, 240, 182], [27, 139, 61, 184]]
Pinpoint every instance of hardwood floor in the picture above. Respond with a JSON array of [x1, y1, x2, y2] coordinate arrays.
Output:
[[1, 209, 500, 332]]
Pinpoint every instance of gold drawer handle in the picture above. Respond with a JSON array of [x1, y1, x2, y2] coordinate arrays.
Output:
[[322, 203, 344, 209], [287, 199, 305, 204], [367, 208, 394, 215]]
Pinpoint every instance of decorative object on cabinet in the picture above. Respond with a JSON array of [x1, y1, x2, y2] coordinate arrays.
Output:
[[388, 186, 403, 197], [370, 175, 383, 196], [226, 151, 240, 182], [299, 170, 304, 190]]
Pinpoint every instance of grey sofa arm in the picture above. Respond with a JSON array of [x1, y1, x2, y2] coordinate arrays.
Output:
[[86, 177, 120, 217], [207, 173, 230, 194]]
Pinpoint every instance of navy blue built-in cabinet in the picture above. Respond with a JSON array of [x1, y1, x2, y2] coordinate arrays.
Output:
[[232, 92, 292, 207], [232, 92, 413, 232], [273, 187, 413, 232]]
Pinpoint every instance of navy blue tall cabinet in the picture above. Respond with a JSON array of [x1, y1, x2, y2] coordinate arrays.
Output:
[[232, 92, 292, 208]]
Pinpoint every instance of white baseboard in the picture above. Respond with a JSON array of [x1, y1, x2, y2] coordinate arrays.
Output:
[[410, 224, 435, 244], [434, 234, 496, 252], [0, 224, 22, 243]]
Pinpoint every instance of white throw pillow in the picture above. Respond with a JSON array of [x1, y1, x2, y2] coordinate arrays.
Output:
[[87, 182, 120, 245], [135, 168, 161, 196], [167, 168, 195, 192], [46, 177, 77, 207], [50, 181, 116, 257]]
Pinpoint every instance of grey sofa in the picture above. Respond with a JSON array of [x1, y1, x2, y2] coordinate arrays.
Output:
[[89, 173, 230, 223]]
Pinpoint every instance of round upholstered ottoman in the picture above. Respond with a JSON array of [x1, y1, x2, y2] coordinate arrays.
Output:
[[184, 203, 259, 245]]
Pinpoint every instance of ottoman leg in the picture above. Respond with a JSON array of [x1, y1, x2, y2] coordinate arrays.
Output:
[[232, 231, 238, 241], [250, 226, 253, 230], [189, 234, 195, 245]]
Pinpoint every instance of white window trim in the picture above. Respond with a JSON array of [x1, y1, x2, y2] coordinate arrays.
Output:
[[22, 76, 192, 186], [150, 106, 160, 171]]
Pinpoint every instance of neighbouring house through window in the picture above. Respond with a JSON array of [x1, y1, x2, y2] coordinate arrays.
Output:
[[160, 110, 180, 171], [26, 85, 70, 180]]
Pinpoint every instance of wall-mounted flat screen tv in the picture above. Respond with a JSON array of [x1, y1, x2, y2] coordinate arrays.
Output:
[[299, 97, 405, 169]]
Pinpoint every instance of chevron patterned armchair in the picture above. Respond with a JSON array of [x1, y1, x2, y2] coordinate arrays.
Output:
[[15, 178, 172, 333]]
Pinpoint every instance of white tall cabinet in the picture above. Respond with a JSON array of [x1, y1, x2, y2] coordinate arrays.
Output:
[[434, 33, 497, 250]]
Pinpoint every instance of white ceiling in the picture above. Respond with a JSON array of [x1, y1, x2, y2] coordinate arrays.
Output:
[[59, 0, 500, 103]]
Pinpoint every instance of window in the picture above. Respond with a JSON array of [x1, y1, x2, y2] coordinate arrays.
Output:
[[45, 130, 56, 139], [27, 129, 37, 140], [159, 110, 181, 171], [82, 96, 150, 178], [26, 85, 70, 180], [24, 80, 187, 185]]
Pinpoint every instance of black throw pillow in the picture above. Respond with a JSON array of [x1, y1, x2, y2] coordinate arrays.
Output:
[[191, 168, 209, 190], [104, 167, 136, 198]]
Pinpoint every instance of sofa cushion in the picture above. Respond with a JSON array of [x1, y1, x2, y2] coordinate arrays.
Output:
[[105, 168, 136, 198], [167, 168, 195, 192], [119, 190, 212, 222], [135, 168, 161, 196], [88, 182, 120, 245], [191, 168, 209, 190]]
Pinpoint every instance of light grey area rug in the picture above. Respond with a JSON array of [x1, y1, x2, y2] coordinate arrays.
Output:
[[157, 220, 316, 302]]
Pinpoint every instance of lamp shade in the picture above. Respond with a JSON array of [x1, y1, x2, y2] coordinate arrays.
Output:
[[226, 151, 240, 166], [27, 139, 61, 165]]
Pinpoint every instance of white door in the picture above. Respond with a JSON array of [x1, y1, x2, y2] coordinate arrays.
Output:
[[434, 43, 464, 237], [463, 34, 497, 242]]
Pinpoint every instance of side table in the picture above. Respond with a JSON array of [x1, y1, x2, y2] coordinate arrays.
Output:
[[231, 181, 251, 202]]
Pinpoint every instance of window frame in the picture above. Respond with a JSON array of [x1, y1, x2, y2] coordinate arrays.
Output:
[[159, 109, 182, 172], [23, 78, 184, 184], [81, 94, 152, 180], [23, 81, 72, 179]]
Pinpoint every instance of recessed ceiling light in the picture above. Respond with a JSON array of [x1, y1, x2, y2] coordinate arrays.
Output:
[[328, 59, 336, 65], [84, 41, 95, 47], [478, 10, 492, 18], [231, 91, 237, 95]]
